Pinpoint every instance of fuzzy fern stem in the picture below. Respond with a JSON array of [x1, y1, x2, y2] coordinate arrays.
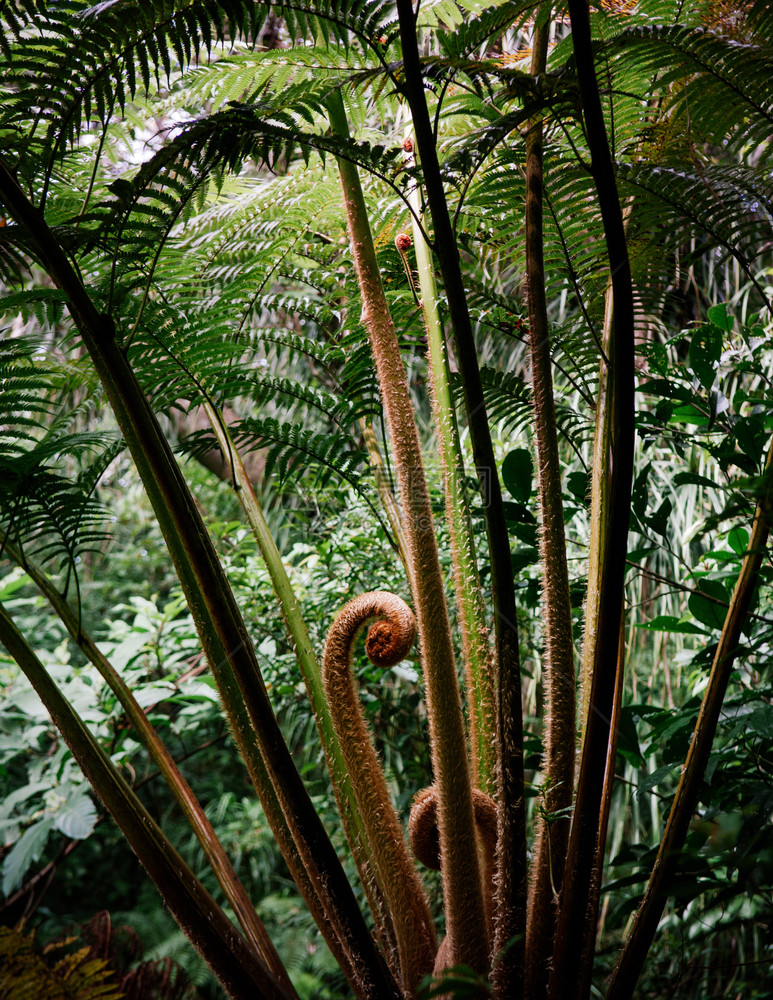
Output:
[[327, 91, 491, 976], [202, 403, 400, 969], [522, 18, 576, 1000], [323, 592, 437, 995], [404, 174, 496, 794], [394, 4, 527, 990]]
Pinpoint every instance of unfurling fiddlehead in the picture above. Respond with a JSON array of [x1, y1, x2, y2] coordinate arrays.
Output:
[[323, 592, 437, 996], [409, 786, 497, 980]]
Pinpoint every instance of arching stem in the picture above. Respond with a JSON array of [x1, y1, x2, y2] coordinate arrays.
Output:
[[393, 7, 527, 990], [327, 91, 490, 975], [323, 592, 437, 995]]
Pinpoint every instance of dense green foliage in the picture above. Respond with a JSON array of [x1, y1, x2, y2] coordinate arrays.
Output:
[[1, 1, 773, 998]]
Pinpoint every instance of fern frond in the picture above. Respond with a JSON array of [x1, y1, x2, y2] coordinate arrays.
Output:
[[180, 416, 386, 528], [232, 417, 367, 489], [607, 24, 773, 163], [621, 161, 773, 288], [435, 0, 535, 59], [474, 366, 592, 449]]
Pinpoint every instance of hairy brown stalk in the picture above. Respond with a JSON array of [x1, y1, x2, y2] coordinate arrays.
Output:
[[410, 786, 497, 935], [328, 94, 490, 975], [409, 785, 498, 989], [393, 8, 527, 988], [399, 202, 497, 795], [523, 17, 576, 1000], [323, 592, 437, 995]]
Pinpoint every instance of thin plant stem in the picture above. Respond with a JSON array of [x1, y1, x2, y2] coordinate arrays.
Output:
[[360, 416, 413, 578]]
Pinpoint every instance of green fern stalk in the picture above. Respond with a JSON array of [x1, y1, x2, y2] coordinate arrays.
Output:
[[568, 287, 626, 1000], [578, 288, 614, 738], [607, 440, 773, 999], [547, 0, 636, 994], [578, 613, 625, 998], [0, 160, 400, 1000], [405, 182, 496, 796], [327, 91, 490, 976], [360, 417, 413, 580], [522, 19, 576, 1000], [394, 3, 527, 988], [0, 602, 293, 1000], [202, 402, 400, 968], [2, 535, 295, 993]]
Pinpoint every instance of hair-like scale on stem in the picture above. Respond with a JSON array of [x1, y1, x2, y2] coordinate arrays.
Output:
[[323, 591, 437, 996]]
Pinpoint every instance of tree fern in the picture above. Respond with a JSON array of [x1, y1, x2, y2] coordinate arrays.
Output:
[[3, 3, 773, 998]]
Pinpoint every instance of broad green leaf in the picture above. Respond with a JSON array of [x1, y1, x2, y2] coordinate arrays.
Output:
[[52, 792, 98, 839], [0, 781, 50, 819], [734, 414, 768, 464], [511, 548, 539, 573], [688, 325, 723, 391], [707, 302, 733, 332], [637, 615, 705, 635], [502, 501, 536, 524], [637, 378, 691, 400], [0, 569, 30, 600], [672, 472, 720, 490], [749, 705, 773, 739], [616, 706, 644, 768], [1, 817, 55, 896], [647, 497, 672, 539], [688, 578, 729, 630], [502, 448, 533, 502], [638, 763, 679, 796], [727, 526, 749, 554], [567, 471, 590, 505], [630, 462, 652, 521], [670, 402, 708, 426], [132, 681, 176, 708]]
